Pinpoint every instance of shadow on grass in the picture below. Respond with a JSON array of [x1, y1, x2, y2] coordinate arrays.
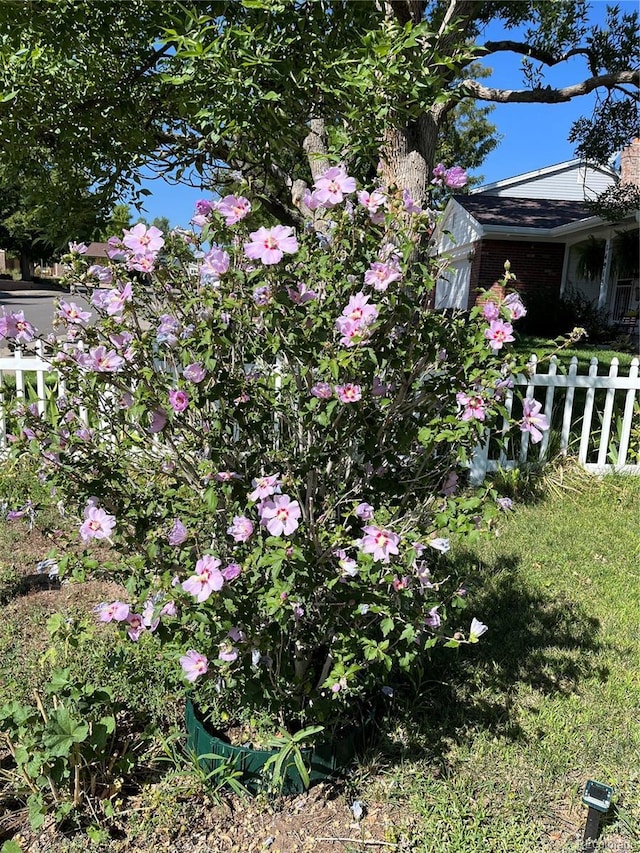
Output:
[[375, 551, 606, 764]]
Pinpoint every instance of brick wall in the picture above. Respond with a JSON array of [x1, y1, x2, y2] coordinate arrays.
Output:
[[469, 238, 565, 308], [620, 138, 640, 188]]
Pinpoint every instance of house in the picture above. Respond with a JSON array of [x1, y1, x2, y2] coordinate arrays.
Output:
[[434, 140, 640, 329]]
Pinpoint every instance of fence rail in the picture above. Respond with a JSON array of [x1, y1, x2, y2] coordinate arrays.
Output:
[[470, 355, 640, 483], [1, 347, 639, 481]]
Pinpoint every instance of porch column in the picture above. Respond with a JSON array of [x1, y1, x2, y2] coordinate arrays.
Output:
[[597, 235, 613, 311]]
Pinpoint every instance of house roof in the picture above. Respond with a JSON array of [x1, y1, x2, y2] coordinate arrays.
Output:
[[84, 242, 109, 258], [452, 195, 593, 230]]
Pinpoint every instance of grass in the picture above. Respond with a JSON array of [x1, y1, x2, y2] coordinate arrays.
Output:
[[361, 470, 640, 852], [0, 464, 638, 851], [516, 335, 637, 372]]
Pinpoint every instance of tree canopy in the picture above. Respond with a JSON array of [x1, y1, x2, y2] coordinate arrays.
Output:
[[0, 0, 637, 231]]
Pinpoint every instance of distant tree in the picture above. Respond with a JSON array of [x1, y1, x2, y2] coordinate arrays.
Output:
[[99, 203, 133, 240]]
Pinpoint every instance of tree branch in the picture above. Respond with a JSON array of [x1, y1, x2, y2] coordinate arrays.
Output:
[[481, 40, 591, 67], [460, 70, 639, 104]]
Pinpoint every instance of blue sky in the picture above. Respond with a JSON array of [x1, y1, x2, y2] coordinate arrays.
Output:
[[136, 1, 636, 228]]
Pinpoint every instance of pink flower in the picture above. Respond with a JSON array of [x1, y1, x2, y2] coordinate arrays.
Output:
[[126, 613, 145, 642], [287, 281, 318, 304], [80, 506, 116, 541], [88, 264, 113, 284], [68, 241, 88, 255], [122, 223, 165, 256], [484, 319, 515, 350], [86, 346, 125, 373], [355, 502, 374, 520], [168, 388, 189, 413], [425, 606, 441, 629], [341, 292, 378, 326], [180, 650, 209, 682], [456, 392, 486, 421], [0, 310, 36, 343], [364, 260, 402, 291], [360, 524, 400, 563], [357, 190, 385, 214], [503, 292, 527, 320], [259, 494, 301, 537], [335, 384, 362, 403], [222, 562, 243, 581], [402, 189, 422, 214], [336, 317, 368, 347], [106, 237, 127, 261], [248, 473, 280, 502], [96, 600, 129, 623], [215, 471, 240, 482], [313, 165, 357, 207], [227, 515, 254, 543], [58, 301, 92, 325], [194, 199, 216, 216], [200, 247, 230, 280], [311, 382, 333, 400], [244, 225, 298, 265], [148, 409, 167, 433], [168, 518, 188, 546], [183, 362, 206, 383], [182, 555, 224, 602], [481, 301, 500, 321], [520, 398, 549, 444], [217, 195, 252, 225], [218, 643, 239, 663], [103, 283, 133, 317], [444, 166, 468, 189]]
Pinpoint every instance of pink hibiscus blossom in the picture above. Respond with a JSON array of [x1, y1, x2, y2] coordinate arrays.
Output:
[[481, 301, 500, 321], [148, 409, 167, 433], [96, 600, 129, 623], [313, 165, 357, 207], [248, 473, 281, 502], [520, 398, 549, 443], [57, 301, 92, 325], [183, 362, 206, 383], [484, 319, 515, 350], [444, 166, 468, 189], [168, 388, 189, 413], [335, 383, 362, 403], [456, 392, 486, 421], [244, 225, 298, 265], [503, 292, 527, 320], [168, 518, 188, 546], [259, 494, 301, 537], [126, 613, 145, 642], [180, 650, 209, 682], [87, 264, 113, 284], [357, 190, 385, 214], [218, 643, 239, 663], [222, 562, 243, 581], [355, 502, 374, 520], [86, 346, 125, 373], [340, 292, 378, 326], [364, 260, 402, 291], [0, 310, 36, 343], [200, 247, 230, 280], [360, 525, 400, 563], [227, 515, 254, 543], [311, 382, 333, 400], [104, 283, 133, 317], [182, 555, 224, 602], [80, 506, 116, 542], [402, 189, 422, 214], [122, 223, 165, 256], [217, 195, 252, 225]]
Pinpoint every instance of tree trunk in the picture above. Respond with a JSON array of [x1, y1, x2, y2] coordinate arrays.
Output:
[[379, 111, 440, 206], [19, 250, 33, 282]]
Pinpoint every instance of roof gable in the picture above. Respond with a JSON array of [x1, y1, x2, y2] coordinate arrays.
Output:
[[471, 159, 617, 202]]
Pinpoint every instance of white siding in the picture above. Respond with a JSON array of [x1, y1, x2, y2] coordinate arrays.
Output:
[[435, 257, 471, 309], [476, 163, 616, 201]]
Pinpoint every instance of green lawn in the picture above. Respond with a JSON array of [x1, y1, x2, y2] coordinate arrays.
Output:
[[1, 469, 638, 851], [363, 472, 640, 852]]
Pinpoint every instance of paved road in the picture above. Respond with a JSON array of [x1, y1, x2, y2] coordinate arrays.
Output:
[[0, 284, 93, 341]]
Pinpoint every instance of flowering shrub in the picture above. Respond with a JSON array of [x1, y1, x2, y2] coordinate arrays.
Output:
[[3, 165, 544, 735]]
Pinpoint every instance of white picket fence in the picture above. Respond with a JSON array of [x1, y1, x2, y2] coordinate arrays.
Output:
[[470, 354, 640, 483], [1, 345, 639, 479]]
